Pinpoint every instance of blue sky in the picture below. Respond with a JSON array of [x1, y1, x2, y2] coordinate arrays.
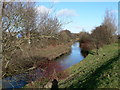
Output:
[[36, 2, 118, 33]]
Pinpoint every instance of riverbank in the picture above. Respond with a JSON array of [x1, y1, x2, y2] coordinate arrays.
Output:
[[27, 42, 73, 70], [36, 43, 72, 60], [2, 41, 73, 78], [24, 43, 119, 88], [2, 42, 73, 88], [59, 43, 119, 88]]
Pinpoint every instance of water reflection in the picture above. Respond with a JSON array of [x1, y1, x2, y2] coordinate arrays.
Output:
[[81, 49, 89, 57], [57, 42, 84, 70], [2, 42, 86, 89]]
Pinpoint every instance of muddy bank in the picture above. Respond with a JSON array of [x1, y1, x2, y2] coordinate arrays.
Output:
[[32, 43, 72, 69], [2, 42, 72, 78]]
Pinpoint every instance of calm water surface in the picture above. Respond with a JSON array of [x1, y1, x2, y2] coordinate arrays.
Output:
[[2, 42, 85, 88], [57, 42, 84, 70]]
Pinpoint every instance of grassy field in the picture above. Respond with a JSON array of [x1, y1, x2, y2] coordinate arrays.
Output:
[[59, 43, 119, 88]]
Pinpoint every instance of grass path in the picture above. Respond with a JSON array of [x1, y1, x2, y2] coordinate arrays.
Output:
[[59, 43, 119, 88]]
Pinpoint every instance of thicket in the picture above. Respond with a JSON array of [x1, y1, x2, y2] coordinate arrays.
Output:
[[79, 10, 117, 55], [1, 2, 73, 78]]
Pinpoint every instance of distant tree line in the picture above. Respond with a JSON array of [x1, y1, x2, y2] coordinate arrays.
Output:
[[79, 10, 118, 55]]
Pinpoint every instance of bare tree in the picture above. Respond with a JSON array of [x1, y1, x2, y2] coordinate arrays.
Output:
[[2, 2, 36, 77], [90, 10, 117, 55], [102, 9, 117, 44], [33, 6, 63, 47], [1, 1, 70, 79], [36, 8, 62, 36], [21, 2, 36, 44], [91, 26, 104, 55]]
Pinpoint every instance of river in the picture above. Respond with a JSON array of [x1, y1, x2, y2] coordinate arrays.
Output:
[[2, 42, 85, 88], [57, 42, 84, 70]]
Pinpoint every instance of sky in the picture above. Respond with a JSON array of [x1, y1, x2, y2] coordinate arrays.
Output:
[[36, 2, 118, 33]]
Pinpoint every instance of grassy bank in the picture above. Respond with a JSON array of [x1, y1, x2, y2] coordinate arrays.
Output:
[[24, 43, 119, 88], [58, 43, 119, 88], [36, 42, 72, 60], [2, 41, 72, 78]]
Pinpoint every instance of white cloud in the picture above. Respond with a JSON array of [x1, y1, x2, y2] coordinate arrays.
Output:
[[51, 0, 59, 3], [74, 26, 82, 30], [36, 5, 52, 14], [110, 10, 118, 14], [57, 9, 79, 17]]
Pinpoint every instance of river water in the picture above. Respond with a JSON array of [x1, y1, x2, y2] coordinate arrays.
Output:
[[57, 42, 84, 70], [2, 42, 85, 89]]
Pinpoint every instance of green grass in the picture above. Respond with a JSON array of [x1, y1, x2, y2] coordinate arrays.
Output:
[[59, 43, 119, 88], [24, 43, 119, 88]]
